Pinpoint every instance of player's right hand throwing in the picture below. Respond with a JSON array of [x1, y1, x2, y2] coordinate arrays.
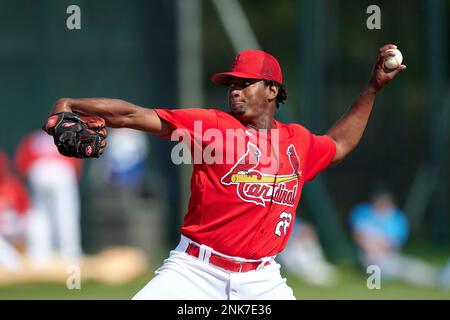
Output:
[[369, 44, 407, 92]]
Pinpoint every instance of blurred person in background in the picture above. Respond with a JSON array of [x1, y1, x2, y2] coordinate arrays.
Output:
[[15, 130, 83, 266], [278, 218, 339, 287], [349, 186, 441, 287], [0, 151, 29, 272], [89, 128, 149, 195], [437, 259, 450, 288]]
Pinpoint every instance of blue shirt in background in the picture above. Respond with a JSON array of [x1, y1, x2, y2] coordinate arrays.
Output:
[[349, 203, 409, 249]]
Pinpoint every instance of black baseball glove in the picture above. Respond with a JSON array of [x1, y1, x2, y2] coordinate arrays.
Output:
[[42, 112, 107, 158]]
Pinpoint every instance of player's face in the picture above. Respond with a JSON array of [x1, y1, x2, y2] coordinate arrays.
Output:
[[227, 78, 271, 120]]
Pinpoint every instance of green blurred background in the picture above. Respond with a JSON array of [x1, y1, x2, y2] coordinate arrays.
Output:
[[0, 0, 449, 299]]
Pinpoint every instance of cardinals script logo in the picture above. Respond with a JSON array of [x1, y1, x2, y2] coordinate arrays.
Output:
[[221, 142, 301, 207]]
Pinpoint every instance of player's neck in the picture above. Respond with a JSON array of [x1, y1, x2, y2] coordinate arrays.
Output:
[[243, 114, 276, 131]]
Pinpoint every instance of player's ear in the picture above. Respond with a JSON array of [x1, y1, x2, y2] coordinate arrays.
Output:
[[267, 84, 278, 100]]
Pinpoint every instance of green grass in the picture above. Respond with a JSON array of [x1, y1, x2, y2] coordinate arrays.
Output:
[[0, 272, 154, 300], [1, 244, 449, 300], [0, 267, 449, 300], [285, 268, 450, 300]]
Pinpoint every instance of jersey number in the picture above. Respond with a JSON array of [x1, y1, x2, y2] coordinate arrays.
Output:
[[275, 212, 292, 237]]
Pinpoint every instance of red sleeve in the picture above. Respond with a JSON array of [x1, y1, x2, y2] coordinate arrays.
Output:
[[14, 135, 34, 177], [154, 108, 219, 140], [4, 176, 30, 214], [304, 133, 336, 182]]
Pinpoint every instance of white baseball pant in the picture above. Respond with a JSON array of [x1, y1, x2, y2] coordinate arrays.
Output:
[[132, 235, 296, 300], [0, 235, 22, 271], [26, 159, 81, 265]]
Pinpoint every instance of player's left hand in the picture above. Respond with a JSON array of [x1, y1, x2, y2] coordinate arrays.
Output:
[[369, 44, 407, 92], [42, 112, 108, 158]]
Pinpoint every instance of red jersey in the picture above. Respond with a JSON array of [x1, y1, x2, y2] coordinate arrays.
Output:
[[155, 108, 336, 259]]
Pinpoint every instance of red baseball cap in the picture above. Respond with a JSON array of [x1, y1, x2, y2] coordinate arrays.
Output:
[[212, 50, 283, 85]]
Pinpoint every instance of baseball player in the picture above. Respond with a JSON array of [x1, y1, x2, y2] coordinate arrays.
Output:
[[43, 44, 405, 299]]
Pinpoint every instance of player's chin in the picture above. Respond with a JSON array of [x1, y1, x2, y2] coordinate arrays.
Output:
[[229, 103, 247, 117]]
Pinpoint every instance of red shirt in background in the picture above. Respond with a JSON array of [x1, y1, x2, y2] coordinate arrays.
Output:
[[14, 131, 82, 178]]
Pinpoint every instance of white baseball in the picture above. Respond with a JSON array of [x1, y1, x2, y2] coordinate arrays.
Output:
[[384, 48, 403, 69]]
